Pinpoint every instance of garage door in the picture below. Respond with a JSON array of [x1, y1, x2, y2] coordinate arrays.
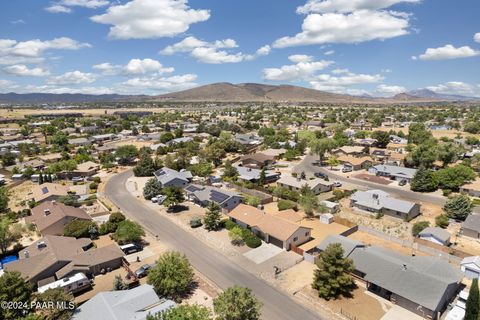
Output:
[[465, 268, 480, 279], [268, 236, 284, 249]]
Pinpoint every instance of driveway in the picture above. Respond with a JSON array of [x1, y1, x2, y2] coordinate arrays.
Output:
[[243, 243, 283, 264], [294, 155, 446, 205], [380, 305, 424, 320], [105, 170, 322, 320]]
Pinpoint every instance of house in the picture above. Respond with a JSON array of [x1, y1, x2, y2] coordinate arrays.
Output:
[[460, 179, 480, 197], [331, 146, 366, 157], [73, 284, 176, 320], [461, 214, 480, 239], [235, 133, 263, 147], [320, 200, 340, 213], [320, 213, 334, 224], [185, 184, 242, 212], [260, 148, 287, 159], [166, 137, 193, 146], [338, 155, 373, 171], [317, 235, 463, 320], [240, 153, 276, 169], [5, 235, 124, 286], [353, 138, 377, 147], [277, 176, 334, 195], [234, 165, 280, 184], [228, 204, 311, 250], [369, 164, 417, 182], [26, 201, 92, 236], [91, 133, 116, 143], [418, 227, 451, 246], [68, 137, 90, 147], [154, 167, 192, 188], [387, 142, 407, 154], [58, 161, 100, 179], [350, 190, 421, 220], [32, 183, 69, 203], [460, 256, 480, 279]]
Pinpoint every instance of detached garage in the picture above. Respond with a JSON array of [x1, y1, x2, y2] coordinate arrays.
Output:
[[461, 256, 480, 279]]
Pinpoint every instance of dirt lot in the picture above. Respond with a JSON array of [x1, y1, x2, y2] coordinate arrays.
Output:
[[354, 173, 393, 185], [348, 231, 428, 257]]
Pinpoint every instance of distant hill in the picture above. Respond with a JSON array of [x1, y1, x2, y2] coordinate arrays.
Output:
[[153, 82, 373, 103], [393, 89, 477, 101], [0, 92, 147, 104]]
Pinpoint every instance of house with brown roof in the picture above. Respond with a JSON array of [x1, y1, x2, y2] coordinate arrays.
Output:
[[5, 235, 124, 286], [338, 155, 373, 171], [331, 146, 366, 158], [240, 153, 276, 169], [228, 204, 311, 250], [57, 161, 100, 179], [26, 201, 92, 236], [32, 183, 69, 203]]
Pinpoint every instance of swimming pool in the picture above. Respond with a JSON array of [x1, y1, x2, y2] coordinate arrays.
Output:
[[0, 255, 18, 269]]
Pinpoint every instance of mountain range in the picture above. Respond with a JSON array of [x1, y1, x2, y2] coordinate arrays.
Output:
[[0, 83, 477, 104]]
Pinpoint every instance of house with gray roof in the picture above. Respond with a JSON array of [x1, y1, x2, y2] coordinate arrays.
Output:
[[154, 167, 192, 189], [235, 133, 263, 147], [318, 235, 463, 320], [185, 184, 242, 212], [419, 227, 451, 246], [461, 214, 480, 239], [369, 164, 417, 182], [234, 165, 280, 184], [461, 256, 480, 279], [73, 284, 176, 320], [277, 176, 334, 195], [166, 137, 193, 146], [350, 190, 420, 220]]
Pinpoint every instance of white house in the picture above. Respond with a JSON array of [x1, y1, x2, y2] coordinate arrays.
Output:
[[418, 227, 451, 246], [460, 256, 480, 279]]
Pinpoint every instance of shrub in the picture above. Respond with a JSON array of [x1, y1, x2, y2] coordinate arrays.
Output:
[[277, 199, 297, 211], [435, 214, 449, 228], [412, 221, 430, 237], [228, 226, 244, 246], [113, 220, 145, 244], [224, 219, 237, 230], [190, 217, 202, 228], [64, 220, 97, 238], [242, 229, 261, 248]]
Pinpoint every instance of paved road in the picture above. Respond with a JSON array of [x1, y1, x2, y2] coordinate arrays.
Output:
[[294, 155, 446, 205], [106, 170, 322, 320]]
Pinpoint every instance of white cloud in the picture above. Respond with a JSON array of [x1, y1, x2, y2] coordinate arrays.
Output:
[[413, 44, 480, 60], [61, 0, 109, 8], [0, 37, 91, 65], [121, 74, 198, 93], [3, 64, 50, 77], [93, 58, 174, 75], [426, 81, 478, 96], [45, 5, 72, 13], [263, 58, 334, 82], [273, 10, 410, 48], [324, 50, 335, 55], [160, 36, 270, 64], [474, 33, 480, 43], [47, 71, 97, 85], [91, 0, 210, 40], [297, 0, 420, 14], [312, 70, 384, 86], [376, 84, 406, 95]]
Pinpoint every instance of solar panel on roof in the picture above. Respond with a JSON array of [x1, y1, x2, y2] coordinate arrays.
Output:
[[210, 190, 229, 203], [41, 187, 49, 194], [186, 185, 201, 192]]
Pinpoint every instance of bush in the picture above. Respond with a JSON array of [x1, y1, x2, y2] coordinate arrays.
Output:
[[224, 219, 237, 230], [435, 214, 449, 228], [228, 226, 244, 246], [242, 229, 261, 248], [93, 177, 101, 183], [113, 220, 145, 244], [89, 182, 98, 190], [277, 199, 297, 211], [190, 217, 202, 228], [64, 220, 97, 238], [412, 221, 430, 237]]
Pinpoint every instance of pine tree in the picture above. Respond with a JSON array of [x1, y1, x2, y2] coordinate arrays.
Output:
[[410, 167, 439, 192], [465, 278, 479, 320], [312, 243, 356, 300], [443, 194, 472, 221], [204, 202, 222, 231], [38, 173, 44, 185], [258, 167, 266, 185]]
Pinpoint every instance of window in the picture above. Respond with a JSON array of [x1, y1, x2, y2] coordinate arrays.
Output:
[[305, 232, 309, 236], [293, 237, 298, 241]]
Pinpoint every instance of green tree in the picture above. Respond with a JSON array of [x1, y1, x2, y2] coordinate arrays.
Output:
[[410, 167, 439, 192], [213, 286, 262, 320], [299, 186, 319, 218], [115, 145, 138, 165], [310, 138, 335, 165], [203, 202, 222, 231], [409, 140, 438, 168], [36, 288, 75, 320], [408, 123, 433, 145], [0, 187, 9, 213], [464, 278, 479, 320], [326, 156, 340, 169], [258, 167, 266, 186], [113, 274, 127, 290], [63, 220, 98, 238], [143, 178, 163, 200], [1, 152, 16, 167], [148, 304, 212, 320], [412, 221, 430, 237], [0, 271, 33, 320], [371, 131, 390, 148], [134, 154, 157, 177], [222, 160, 239, 181], [312, 243, 356, 300], [162, 186, 185, 211], [435, 165, 476, 191], [437, 142, 460, 167], [435, 214, 449, 229], [443, 194, 472, 221], [228, 226, 244, 246], [113, 220, 145, 244], [0, 217, 20, 254], [147, 251, 194, 300]]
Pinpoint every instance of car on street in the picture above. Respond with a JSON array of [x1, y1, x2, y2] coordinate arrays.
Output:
[[314, 172, 328, 179], [399, 179, 407, 186], [342, 167, 352, 173], [333, 181, 342, 187]]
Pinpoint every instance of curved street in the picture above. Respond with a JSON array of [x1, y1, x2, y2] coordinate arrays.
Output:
[[105, 169, 322, 320]]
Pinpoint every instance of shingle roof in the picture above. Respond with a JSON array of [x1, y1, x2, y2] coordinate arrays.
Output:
[[277, 175, 333, 189], [419, 227, 451, 243], [32, 183, 68, 202], [372, 165, 417, 179], [351, 190, 416, 214], [154, 167, 192, 185], [234, 165, 279, 181], [462, 214, 480, 232], [28, 201, 91, 233]]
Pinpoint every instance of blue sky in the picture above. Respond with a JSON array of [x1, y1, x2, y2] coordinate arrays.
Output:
[[0, 0, 479, 96]]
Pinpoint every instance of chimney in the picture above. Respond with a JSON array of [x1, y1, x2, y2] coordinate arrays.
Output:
[[24, 250, 29, 259], [402, 264, 407, 271]]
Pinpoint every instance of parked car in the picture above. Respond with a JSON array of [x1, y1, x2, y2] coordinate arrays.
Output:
[[314, 172, 328, 179], [398, 179, 407, 186], [134, 264, 153, 278], [333, 181, 342, 187], [342, 166, 352, 173], [151, 196, 160, 203], [72, 177, 84, 183], [119, 243, 142, 255]]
